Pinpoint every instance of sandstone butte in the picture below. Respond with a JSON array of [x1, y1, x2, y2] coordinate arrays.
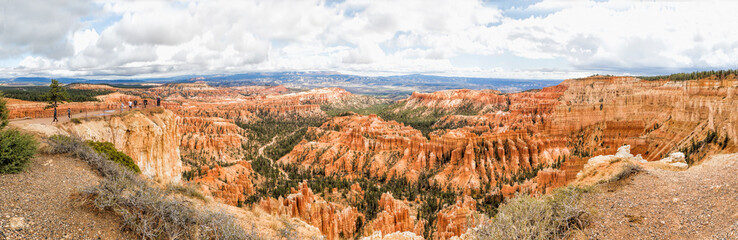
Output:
[[7, 75, 738, 239]]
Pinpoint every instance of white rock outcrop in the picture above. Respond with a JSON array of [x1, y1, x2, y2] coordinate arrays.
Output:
[[657, 152, 688, 170], [577, 145, 646, 179]]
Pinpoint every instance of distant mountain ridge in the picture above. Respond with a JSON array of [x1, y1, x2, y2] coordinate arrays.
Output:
[[0, 72, 562, 96]]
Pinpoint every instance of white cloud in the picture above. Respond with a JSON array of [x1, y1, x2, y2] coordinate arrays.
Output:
[[1, 0, 737, 79], [0, 0, 91, 59]]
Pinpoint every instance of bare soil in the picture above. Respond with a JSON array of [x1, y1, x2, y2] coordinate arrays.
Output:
[[0, 154, 131, 239], [581, 153, 738, 239]]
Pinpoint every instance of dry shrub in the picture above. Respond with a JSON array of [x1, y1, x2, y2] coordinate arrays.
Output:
[[467, 186, 591, 240]]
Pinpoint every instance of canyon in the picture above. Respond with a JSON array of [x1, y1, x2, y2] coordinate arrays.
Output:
[[5, 74, 738, 239]]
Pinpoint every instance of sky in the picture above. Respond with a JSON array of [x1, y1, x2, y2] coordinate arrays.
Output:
[[1, 0, 737, 80]]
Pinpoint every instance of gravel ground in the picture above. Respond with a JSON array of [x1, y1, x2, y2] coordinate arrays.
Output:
[[582, 153, 738, 239], [0, 154, 131, 239]]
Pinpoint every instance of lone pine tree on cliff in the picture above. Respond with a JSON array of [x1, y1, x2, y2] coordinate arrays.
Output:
[[44, 79, 69, 122]]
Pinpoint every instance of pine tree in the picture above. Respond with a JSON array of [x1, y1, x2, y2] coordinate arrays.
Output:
[[44, 79, 69, 111]]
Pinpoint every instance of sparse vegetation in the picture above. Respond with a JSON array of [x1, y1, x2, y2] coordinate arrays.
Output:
[[46, 135, 258, 239], [680, 129, 725, 165], [468, 186, 590, 240], [0, 129, 39, 174]]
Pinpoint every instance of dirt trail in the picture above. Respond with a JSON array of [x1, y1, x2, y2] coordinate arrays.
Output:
[[258, 135, 279, 163], [0, 154, 131, 239], [8, 109, 122, 137], [257, 129, 302, 164], [9, 109, 116, 125], [257, 130, 302, 178], [582, 153, 738, 239]]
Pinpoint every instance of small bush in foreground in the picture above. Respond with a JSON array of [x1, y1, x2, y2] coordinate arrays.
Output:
[[86, 140, 141, 173], [468, 186, 590, 240], [0, 129, 39, 174], [47, 135, 258, 239]]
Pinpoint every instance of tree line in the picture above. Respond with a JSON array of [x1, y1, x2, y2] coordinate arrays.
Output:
[[640, 69, 738, 81]]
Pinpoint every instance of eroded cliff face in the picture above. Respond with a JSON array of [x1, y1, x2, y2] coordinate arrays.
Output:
[[62, 109, 183, 183], [551, 76, 738, 162]]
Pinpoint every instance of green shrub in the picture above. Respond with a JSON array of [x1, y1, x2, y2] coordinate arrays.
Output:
[[86, 140, 140, 173], [468, 186, 590, 240], [70, 118, 82, 124], [0, 129, 39, 174]]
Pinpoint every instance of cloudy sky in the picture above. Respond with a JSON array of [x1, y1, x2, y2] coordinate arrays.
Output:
[[1, 0, 737, 80]]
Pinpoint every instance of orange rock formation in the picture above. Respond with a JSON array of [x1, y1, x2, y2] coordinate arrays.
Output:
[[258, 182, 363, 240], [366, 193, 425, 237], [193, 161, 257, 205], [435, 196, 478, 240]]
